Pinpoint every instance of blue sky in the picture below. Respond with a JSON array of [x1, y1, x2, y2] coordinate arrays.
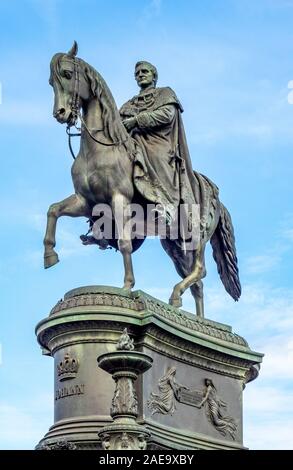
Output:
[[0, 0, 293, 449]]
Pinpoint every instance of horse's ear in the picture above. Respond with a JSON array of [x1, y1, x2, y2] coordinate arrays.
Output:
[[68, 41, 78, 57]]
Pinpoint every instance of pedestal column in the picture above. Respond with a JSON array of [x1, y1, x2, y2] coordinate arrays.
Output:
[[97, 329, 153, 450]]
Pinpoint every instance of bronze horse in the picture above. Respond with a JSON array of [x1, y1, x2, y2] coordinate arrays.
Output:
[[44, 43, 241, 317]]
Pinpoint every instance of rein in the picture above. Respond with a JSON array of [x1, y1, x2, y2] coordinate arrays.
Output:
[[66, 57, 129, 160], [66, 125, 81, 160]]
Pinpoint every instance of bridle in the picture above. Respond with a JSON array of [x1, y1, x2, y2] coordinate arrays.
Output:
[[65, 56, 129, 159]]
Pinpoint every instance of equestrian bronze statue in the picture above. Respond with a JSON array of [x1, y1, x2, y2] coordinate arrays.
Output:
[[44, 42, 241, 317]]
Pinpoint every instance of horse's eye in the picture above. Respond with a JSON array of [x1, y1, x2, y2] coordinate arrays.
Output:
[[64, 70, 73, 80]]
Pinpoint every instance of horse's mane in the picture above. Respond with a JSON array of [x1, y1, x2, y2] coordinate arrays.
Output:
[[50, 53, 133, 153]]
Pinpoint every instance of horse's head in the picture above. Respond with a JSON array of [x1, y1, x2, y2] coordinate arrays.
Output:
[[49, 42, 131, 151], [49, 41, 93, 126]]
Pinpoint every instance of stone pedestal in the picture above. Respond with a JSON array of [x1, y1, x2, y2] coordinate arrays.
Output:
[[35, 286, 263, 450]]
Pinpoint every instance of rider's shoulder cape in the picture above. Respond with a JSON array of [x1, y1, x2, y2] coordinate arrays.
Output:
[[120, 87, 183, 116]]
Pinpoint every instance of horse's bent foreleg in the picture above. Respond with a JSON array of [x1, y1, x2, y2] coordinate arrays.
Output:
[[112, 194, 135, 290], [170, 244, 206, 309], [44, 193, 90, 268]]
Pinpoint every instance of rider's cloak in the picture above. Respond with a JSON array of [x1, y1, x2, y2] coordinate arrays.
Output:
[[120, 87, 200, 223]]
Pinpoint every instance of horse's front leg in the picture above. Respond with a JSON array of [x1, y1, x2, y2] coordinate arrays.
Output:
[[112, 194, 135, 290], [44, 193, 90, 269]]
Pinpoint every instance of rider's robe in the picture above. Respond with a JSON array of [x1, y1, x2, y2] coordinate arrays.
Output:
[[120, 87, 200, 223]]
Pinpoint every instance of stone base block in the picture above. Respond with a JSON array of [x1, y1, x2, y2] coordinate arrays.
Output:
[[35, 286, 263, 450]]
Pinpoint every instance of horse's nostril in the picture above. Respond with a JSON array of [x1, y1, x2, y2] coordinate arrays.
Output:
[[53, 108, 66, 119]]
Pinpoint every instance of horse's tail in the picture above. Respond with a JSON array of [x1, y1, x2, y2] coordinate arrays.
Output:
[[210, 203, 241, 301]]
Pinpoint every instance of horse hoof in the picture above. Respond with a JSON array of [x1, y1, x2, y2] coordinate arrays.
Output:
[[122, 283, 134, 291], [169, 296, 182, 308], [44, 252, 59, 269]]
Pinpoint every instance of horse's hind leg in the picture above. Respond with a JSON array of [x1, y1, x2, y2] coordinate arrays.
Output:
[[112, 194, 135, 290], [190, 280, 204, 318], [170, 244, 206, 311], [44, 193, 90, 268]]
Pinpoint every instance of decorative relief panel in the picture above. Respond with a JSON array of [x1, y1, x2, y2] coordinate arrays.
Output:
[[148, 367, 237, 440]]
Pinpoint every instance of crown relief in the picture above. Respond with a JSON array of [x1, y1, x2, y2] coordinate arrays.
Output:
[[57, 352, 79, 381]]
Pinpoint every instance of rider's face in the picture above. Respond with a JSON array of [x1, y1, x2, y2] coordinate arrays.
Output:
[[135, 65, 155, 89]]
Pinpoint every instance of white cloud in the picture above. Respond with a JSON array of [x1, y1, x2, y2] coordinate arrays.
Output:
[[244, 373, 293, 449], [144, 276, 293, 339], [138, 0, 162, 25], [144, 286, 172, 301], [23, 249, 44, 268], [58, 227, 85, 258], [26, 212, 46, 231], [244, 419, 293, 450], [256, 336, 293, 380], [280, 214, 293, 243], [0, 205, 88, 269], [204, 282, 293, 337], [23, 226, 87, 268], [245, 255, 279, 274], [0, 395, 52, 450], [190, 90, 293, 145], [0, 101, 52, 125], [245, 386, 293, 414], [190, 123, 274, 145], [150, 0, 162, 13], [283, 228, 293, 241]]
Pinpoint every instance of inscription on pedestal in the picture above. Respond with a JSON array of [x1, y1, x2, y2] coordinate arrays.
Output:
[[176, 388, 202, 407], [55, 384, 85, 400]]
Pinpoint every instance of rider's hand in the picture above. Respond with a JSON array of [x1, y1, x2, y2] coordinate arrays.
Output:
[[123, 117, 137, 131]]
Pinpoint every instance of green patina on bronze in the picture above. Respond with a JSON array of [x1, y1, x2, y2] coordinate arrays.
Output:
[[37, 45, 263, 451], [35, 286, 262, 450], [43, 42, 241, 319], [97, 329, 153, 450]]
